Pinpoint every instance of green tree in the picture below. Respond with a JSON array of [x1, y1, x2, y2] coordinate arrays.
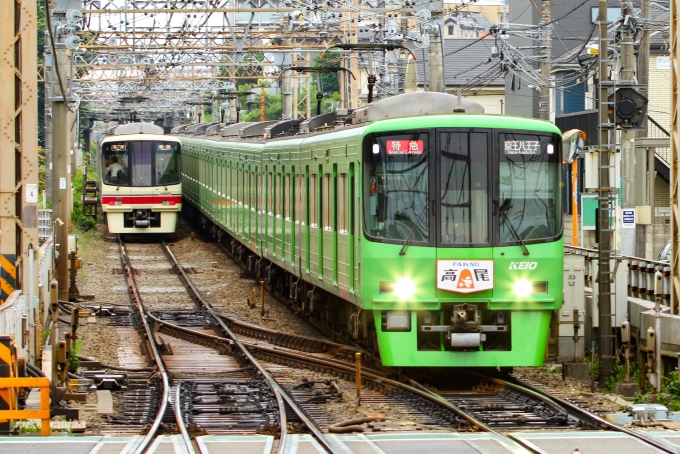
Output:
[[314, 54, 341, 95]]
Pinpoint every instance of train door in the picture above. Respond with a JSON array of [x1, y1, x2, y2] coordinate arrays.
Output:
[[321, 166, 333, 286], [265, 167, 274, 261], [302, 166, 311, 278], [308, 168, 321, 281], [294, 169, 303, 277], [238, 165, 244, 242], [210, 149, 216, 220], [284, 170, 294, 270], [249, 167, 257, 249], [336, 163, 351, 296], [258, 169, 264, 257], [275, 171, 282, 259], [220, 154, 226, 226]]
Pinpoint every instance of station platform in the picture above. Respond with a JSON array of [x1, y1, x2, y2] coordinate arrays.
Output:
[[0, 431, 677, 454]]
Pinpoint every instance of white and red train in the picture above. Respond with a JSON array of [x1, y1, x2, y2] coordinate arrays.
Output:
[[97, 123, 182, 233]]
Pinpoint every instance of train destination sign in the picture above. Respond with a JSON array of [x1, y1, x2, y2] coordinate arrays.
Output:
[[437, 260, 494, 293], [504, 140, 541, 155], [385, 139, 424, 154]]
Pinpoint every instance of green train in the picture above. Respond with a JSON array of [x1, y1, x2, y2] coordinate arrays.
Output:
[[177, 92, 575, 368]]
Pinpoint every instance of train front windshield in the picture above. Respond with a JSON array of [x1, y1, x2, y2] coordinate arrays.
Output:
[[363, 130, 561, 246], [102, 140, 181, 186]]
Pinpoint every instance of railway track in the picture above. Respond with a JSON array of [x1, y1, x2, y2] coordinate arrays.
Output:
[[116, 236, 336, 454], [94, 233, 680, 454]]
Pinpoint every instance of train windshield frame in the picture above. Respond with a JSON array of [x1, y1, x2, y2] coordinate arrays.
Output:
[[362, 128, 562, 247], [102, 140, 181, 187]]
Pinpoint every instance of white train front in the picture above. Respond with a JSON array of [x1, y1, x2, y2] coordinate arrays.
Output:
[[97, 123, 182, 233]]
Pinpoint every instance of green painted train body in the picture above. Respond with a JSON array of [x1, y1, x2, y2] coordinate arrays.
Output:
[[178, 93, 564, 367]]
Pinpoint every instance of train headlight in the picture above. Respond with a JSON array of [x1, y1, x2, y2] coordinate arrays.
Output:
[[162, 200, 169, 206], [394, 278, 416, 299], [514, 280, 532, 297]]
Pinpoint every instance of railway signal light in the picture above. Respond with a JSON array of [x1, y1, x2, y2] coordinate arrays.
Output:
[[607, 87, 648, 129]]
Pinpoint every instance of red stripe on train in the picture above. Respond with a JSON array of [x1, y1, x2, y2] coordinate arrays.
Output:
[[101, 195, 182, 205]]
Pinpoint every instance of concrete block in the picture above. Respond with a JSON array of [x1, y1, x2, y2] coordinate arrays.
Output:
[[562, 361, 590, 383], [615, 381, 641, 397]]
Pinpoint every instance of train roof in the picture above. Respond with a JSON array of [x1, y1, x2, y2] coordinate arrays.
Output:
[[175, 92, 560, 143], [105, 122, 164, 136], [101, 133, 180, 143]]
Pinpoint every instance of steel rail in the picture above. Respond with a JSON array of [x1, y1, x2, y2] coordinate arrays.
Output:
[[117, 236, 195, 454], [158, 240, 539, 454], [160, 241, 339, 454], [151, 311, 535, 454], [506, 376, 680, 454], [174, 380, 193, 449], [174, 228, 549, 453]]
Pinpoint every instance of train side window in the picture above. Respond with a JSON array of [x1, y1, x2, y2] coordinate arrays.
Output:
[[276, 173, 282, 218], [243, 169, 247, 209], [310, 174, 318, 228], [338, 173, 348, 235], [250, 171, 256, 210], [259, 172, 264, 213], [285, 173, 291, 221], [230, 166, 235, 200], [267, 172, 273, 216], [323, 173, 332, 231], [293, 173, 302, 224], [238, 168, 243, 206]]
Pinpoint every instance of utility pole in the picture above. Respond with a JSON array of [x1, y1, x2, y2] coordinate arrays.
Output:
[[539, 0, 551, 121], [636, 0, 652, 256], [620, 1, 637, 257], [597, 0, 614, 388], [427, 21, 445, 93], [672, 0, 680, 315], [281, 63, 293, 119], [48, 0, 80, 301]]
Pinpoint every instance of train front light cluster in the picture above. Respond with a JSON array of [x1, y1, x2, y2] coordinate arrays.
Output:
[[513, 280, 549, 297], [513, 280, 532, 297], [394, 278, 416, 299]]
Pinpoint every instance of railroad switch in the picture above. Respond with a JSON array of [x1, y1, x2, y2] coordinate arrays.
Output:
[[82, 370, 128, 390]]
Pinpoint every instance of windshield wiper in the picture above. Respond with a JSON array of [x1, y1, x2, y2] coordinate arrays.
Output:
[[499, 198, 530, 256], [399, 205, 429, 256]]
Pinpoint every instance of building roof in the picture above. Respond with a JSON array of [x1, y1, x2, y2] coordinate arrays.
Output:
[[411, 38, 504, 88]]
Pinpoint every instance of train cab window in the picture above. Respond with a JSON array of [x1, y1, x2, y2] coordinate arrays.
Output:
[[363, 133, 429, 242], [102, 143, 129, 185], [498, 133, 561, 242], [439, 132, 489, 245]]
